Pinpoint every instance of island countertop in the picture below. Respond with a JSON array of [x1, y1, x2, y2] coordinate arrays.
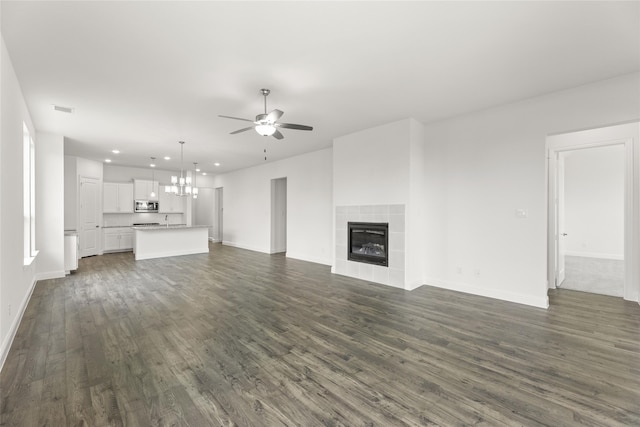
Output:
[[131, 224, 210, 231]]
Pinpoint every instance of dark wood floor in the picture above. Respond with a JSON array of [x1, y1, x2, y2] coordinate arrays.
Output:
[[1, 243, 639, 426]]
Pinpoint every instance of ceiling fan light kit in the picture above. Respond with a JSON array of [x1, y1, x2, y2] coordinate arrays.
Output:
[[219, 88, 313, 140], [256, 123, 276, 136]]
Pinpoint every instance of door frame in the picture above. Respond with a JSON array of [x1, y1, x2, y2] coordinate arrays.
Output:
[[214, 187, 223, 243], [546, 122, 638, 302], [270, 177, 287, 254]]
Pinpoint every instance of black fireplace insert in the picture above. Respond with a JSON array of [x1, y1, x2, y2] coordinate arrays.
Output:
[[348, 222, 388, 266]]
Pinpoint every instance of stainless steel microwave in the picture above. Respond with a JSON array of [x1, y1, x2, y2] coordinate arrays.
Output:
[[134, 200, 159, 213]]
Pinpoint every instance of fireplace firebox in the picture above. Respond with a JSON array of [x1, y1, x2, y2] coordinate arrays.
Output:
[[348, 222, 389, 266]]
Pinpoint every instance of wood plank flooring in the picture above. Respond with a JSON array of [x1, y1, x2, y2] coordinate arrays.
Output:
[[1, 243, 639, 426]]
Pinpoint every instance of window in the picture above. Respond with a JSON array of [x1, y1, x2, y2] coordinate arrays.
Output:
[[23, 122, 37, 264]]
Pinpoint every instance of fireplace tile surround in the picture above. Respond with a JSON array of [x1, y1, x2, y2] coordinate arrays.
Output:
[[333, 204, 405, 288]]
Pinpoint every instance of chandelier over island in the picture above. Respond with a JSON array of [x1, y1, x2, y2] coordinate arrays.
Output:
[[192, 162, 199, 199], [165, 141, 197, 197]]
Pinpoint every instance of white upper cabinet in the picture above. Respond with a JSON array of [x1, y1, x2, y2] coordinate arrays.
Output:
[[103, 182, 134, 213], [134, 179, 159, 201]]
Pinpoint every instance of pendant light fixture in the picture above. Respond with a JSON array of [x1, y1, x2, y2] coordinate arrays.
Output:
[[149, 157, 156, 198], [166, 141, 192, 196], [192, 162, 199, 199]]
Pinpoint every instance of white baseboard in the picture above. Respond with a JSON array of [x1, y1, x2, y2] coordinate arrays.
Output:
[[286, 252, 332, 266], [564, 251, 624, 260], [222, 241, 269, 254], [424, 277, 549, 309], [406, 282, 423, 291], [35, 270, 65, 281], [0, 276, 38, 372]]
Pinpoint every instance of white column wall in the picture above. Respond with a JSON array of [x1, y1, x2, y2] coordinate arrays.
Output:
[[333, 118, 425, 290], [36, 133, 65, 279]]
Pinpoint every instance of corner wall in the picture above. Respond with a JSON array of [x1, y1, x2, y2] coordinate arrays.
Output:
[[211, 148, 333, 265], [423, 72, 640, 308]]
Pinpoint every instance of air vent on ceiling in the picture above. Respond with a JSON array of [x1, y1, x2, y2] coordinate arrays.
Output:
[[52, 105, 74, 114]]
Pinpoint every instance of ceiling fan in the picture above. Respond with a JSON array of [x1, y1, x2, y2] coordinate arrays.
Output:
[[219, 89, 313, 139]]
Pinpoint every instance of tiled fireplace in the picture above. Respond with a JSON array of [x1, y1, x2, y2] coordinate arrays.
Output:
[[334, 204, 405, 287]]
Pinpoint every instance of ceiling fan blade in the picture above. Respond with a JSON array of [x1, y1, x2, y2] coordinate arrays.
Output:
[[230, 126, 255, 135], [277, 122, 313, 131], [219, 115, 255, 123], [266, 109, 284, 123], [272, 129, 284, 140]]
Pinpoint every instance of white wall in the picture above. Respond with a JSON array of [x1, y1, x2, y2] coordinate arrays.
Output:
[[333, 120, 411, 206], [423, 72, 640, 308], [103, 163, 176, 184], [0, 35, 38, 369], [211, 148, 333, 265], [36, 133, 65, 279], [563, 145, 625, 259]]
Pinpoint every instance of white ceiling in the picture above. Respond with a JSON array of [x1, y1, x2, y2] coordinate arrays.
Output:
[[2, 1, 638, 175]]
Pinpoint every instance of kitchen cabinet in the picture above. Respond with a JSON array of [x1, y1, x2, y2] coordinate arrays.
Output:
[[103, 182, 134, 213], [134, 179, 159, 201], [158, 188, 185, 213], [103, 227, 134, 252]]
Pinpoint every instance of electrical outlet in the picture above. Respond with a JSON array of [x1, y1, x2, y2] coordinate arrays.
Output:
[[457, 267, 462, 275], [8, 304, 11, 317], [474, 269, 481, 277]]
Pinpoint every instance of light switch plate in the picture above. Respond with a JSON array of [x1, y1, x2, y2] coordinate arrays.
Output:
[[515, 209, 528, 218]]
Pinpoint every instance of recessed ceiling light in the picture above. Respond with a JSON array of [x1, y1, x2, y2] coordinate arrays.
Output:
[[105, 158, 112, 163], [164, 156, 171, 160], [195, 168, 201, 172], [214, 162, 221, 167], [112, 149, 120, 154], [150, 163, 156, 168], [202, 172, 207, 175], [52, 104, 74, 114]]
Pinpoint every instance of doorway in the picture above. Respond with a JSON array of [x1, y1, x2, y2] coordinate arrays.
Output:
[[79, 176, 100, 257], [547, 122, 639, 303], [270, 177, 287, 254], [214, 187, 223, 243], [557, 145, 625, 297], [194, 188, 215, 241]]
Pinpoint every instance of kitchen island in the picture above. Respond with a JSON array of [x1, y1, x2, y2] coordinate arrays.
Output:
[[132, 225, 209, 260]]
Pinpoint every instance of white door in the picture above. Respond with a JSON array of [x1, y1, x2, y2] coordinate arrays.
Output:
[[80, 177, 100, 257], [270, 178, 287, 254], [557, 154, 566, 286]]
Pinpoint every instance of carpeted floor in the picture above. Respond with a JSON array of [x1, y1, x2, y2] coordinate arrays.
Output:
[[560, 255, 624, 297]]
